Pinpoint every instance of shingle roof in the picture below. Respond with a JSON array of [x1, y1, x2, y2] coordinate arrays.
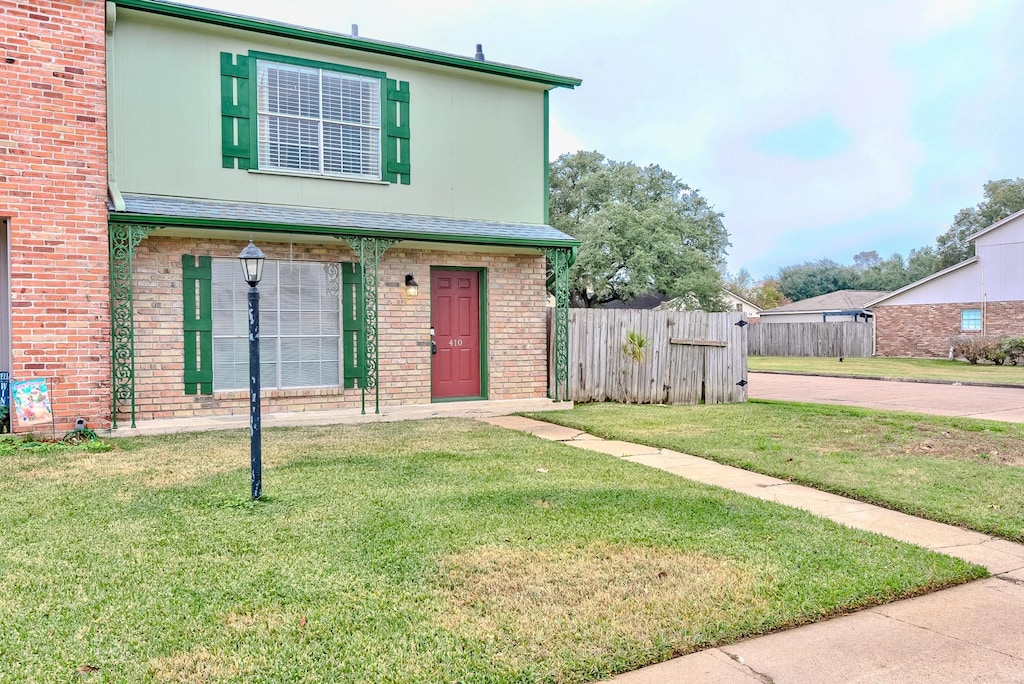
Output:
[[111, 193, 579, 248], [760, 289, 889, 314]]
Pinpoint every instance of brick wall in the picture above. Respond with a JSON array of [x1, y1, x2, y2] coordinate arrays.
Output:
[[875, 301, 1024, 357], [0, 1, 109, 431], [128, 236, 548, 421]]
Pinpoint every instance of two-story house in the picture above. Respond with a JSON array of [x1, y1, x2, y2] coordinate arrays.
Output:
[[77, 0, 579, 430], [1, 0, 578, 432]]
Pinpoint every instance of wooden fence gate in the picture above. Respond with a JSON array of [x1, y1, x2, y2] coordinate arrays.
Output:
[[551, 309, 748, 404]]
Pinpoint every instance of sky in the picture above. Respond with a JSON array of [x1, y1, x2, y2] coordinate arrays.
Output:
[[196, 0, 1024, 279]]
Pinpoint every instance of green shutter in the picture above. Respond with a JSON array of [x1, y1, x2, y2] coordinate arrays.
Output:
[[182, 255, 213, 395], [382, 79, 410, 185], [220, 52, 251, 170], [341, 262, 366, 389]]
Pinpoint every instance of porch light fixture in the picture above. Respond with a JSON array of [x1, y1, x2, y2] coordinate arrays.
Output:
[[238, 240, 266, 287], [237, 240, 266, 499], [405, 274, 419, 297]]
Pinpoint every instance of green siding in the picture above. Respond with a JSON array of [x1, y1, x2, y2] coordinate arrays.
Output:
[[248, 50, 385, 79], [111, 15, 547, 224], [341, 262, 366, 389], [182, 255, 213, 394], [113, 0, 581, 89]]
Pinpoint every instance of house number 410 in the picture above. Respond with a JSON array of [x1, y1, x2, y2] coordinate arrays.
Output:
[[448, 339, 464, 347]]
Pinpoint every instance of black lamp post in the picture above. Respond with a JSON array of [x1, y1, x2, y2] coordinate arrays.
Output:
[[238, 240, 266, 499]]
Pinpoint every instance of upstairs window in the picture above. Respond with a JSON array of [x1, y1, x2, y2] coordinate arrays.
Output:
[[256, 60, 381, 180], [960, 308, 982, 332]]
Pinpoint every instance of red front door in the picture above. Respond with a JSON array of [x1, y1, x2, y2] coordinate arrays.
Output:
[[432, 270, 481, 399]]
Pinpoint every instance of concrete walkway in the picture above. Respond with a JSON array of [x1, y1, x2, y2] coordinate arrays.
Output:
[[750, 372, 1024, 423], [106, 397, 572, 436], [481, 415, 1024, 683]]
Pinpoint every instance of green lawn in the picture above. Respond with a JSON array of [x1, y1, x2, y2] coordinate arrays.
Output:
[[524, 401, 1024, 542], [748, 355, 1024, 386], [0, 421, 982, 683]]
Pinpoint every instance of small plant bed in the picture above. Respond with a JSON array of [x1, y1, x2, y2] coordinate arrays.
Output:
[[524, 401, 1024, 541], [0, 420, 981, 683], [0, 431, 111, 456], [748, 355, 1024, 386]]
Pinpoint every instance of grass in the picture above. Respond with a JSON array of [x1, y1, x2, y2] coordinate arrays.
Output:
[[748, 355, 1024, 385], [524, 401, 1024, 542], [0, 420, 983, 683]]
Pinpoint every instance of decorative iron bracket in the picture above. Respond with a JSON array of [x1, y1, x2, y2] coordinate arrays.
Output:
[[543, 247, 571, 402], [109, 223, 152, 428], [345, 237, 397, 414]]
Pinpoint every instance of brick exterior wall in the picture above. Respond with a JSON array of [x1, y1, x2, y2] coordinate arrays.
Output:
[[875, 301, 1024, 358], [0, 1, 110, 431], [128, 236, 548, 421]]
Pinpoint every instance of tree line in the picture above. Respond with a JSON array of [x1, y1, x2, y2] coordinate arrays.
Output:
[[550, 150, 1024, 308], [728, 178, 1024, 305]]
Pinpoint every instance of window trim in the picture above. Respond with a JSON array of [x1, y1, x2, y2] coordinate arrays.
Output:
[[249, 51, 386, 182], [960, 308, 982, 332]]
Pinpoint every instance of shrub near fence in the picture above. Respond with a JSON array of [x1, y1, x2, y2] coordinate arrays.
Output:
[[748, 322, 873, 357], [552, 309, 748, 405]]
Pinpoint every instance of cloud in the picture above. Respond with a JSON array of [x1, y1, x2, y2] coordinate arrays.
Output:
[[548, 110, 585, 160], [757, 115, 853, 159], [195, 0, 1022, 280]]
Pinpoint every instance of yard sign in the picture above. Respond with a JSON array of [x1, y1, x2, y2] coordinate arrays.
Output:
[[11, 378, 53, 427]]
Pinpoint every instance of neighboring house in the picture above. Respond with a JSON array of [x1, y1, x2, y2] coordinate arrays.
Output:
[[3, 0, 581, 431], [603, 289, 761, 315], [757, 290, 886, 324], [867, 209, 1024, 358], [605, 293, 669, 310], [720, 289, 762, 317]]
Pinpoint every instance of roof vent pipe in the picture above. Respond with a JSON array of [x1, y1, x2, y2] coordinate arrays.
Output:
[[474, 43, 485, 61], [351, 24, 359, 37]]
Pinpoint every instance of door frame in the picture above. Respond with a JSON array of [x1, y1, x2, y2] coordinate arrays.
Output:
[[429, 266, 488, 402]]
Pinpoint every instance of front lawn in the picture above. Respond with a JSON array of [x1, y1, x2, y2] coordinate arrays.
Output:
[[748, 355, 1024, 385], [0, 421, 981, 683], [524, 401, 1024, 541]]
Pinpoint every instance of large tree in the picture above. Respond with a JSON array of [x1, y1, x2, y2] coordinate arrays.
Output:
[[776, 259, 862, 301], [723, 268, 791, 309], [935, 178, 1024, 269], [549, 151, 730, 309]]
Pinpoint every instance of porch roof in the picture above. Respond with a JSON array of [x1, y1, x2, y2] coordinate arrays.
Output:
[[109, 193, 580, 250]]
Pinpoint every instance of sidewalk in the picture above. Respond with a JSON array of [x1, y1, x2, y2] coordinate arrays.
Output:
[[481, 415, 1024, 683], [106, 397, 572, 436]]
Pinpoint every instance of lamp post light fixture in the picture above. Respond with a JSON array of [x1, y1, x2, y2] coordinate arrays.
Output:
[[404, 274, 419, 297], [238, 240, 266, 499]]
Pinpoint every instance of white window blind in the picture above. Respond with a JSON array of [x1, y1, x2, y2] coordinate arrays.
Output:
[[257, 61, 381, 180], [212, 259, 342, 391]]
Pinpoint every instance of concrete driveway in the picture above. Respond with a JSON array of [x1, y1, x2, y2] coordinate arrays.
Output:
[[749, 372, 1024, 423]]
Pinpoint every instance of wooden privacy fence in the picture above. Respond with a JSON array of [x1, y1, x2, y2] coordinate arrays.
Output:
[[551, 309, 748, 405], [747, 322, 873, 357]]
